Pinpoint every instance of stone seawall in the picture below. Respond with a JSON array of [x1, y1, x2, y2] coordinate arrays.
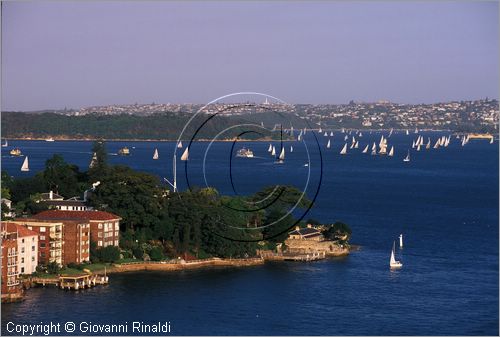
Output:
[[109, 258, 264, 273]]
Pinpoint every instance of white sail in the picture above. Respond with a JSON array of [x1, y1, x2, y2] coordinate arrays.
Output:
[[490, 137, 494, 144], [268, 144, 273, 152], [1, 139, 7, 147], [271, 146, 276, 156], [279, 147, 285, 160], [426, 138, 431, 149], [330, 131, 334, 137], [403, 150, 410, 162], [354, 141, 359, 149], [388, 146, 394, 156], [434, 139, 440, 148], [362, 144, 369, 153], [344, 135, 348, 141], [406, 129, 409, 136], [341, 128, 345, 133], [153, 148, 159, 160], [412, 140, 416, 149], [327, 139, 331, 149], [21, 156, 29, 171], [298, 133, 302, 141], [414, 127, 418, 134], [390, 241, 403, 269], [180, 147, 189, 161], [359, 132, 363, 137], [290, 145, 294, 152], [177, 141, 183, 149], [324, 132, 328, 137], [350, 142, 354, 149], [318, 127, 323, 133], [340, 143, 347, 155], [399, 234, 403, 248], [416, 144, 421, 151], [352, 136, 356, 144]]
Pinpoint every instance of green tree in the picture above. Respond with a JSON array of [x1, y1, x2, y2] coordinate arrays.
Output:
[[149, 246, 164, 261], [43, 154, 82, 198]]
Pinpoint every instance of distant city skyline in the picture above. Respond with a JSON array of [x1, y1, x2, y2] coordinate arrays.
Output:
[[1, 1, 498, 111]]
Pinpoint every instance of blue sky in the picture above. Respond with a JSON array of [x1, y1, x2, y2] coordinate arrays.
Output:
[[2, 1, 498, 110]]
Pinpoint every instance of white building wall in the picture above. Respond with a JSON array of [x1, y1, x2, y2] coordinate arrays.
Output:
[[18, 235, 38, 275]]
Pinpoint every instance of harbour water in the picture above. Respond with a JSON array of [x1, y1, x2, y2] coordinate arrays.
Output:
[[1, 131, 498, 335]]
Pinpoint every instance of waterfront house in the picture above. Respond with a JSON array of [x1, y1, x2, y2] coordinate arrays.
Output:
[[32, 210, 121, 248], [2, 222, 38, 275], [10, 219, 63, 266], [0, 225, 22, 302], [285, 224, 348, 256]]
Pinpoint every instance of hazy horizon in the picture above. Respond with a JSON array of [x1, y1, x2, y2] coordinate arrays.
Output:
[[2, 1, 498, 111]]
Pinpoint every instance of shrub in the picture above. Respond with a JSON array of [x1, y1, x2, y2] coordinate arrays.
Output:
[[98, 246, 121, 263], [132, 246, 144, 260], [149, 246, 164, 261]]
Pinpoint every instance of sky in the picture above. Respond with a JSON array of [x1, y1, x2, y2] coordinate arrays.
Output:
[[1, 1, 498, 111]]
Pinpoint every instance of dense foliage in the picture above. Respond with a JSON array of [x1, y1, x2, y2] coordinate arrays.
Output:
[[1, 112, 303, 140], [2, 142, 313, 260]]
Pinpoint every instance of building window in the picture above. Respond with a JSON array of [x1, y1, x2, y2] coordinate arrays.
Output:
[[21, 247, 25, 254], [21, 257, 24, 263], [114, 240, 119, 246], [98, 223, 102, 229], [40, 235, 45, 241], [40, 243, 46, 248], [98, 232, 102, 238], [32, 237, 35, 242], [115, 231, 119, 237], [98, 241, 102, 246], [21, 267, 25, 273], [32, 257, 35, 262], [32, 246, 35, 251], [115, 222, 119, 230], [22, 238, 25, 243], [40, 227, 46, 232]]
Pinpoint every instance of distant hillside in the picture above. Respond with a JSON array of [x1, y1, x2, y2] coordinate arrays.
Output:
[[1, 111, 308, 140]]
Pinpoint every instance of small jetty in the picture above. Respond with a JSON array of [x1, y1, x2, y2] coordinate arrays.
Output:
[[29, 273, 108, 291]]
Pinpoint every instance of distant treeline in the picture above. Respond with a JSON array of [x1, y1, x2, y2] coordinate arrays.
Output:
[[1, 112, 309, 140]]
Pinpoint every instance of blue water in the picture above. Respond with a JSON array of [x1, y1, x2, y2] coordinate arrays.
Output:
[[1, 132, 498, 335]]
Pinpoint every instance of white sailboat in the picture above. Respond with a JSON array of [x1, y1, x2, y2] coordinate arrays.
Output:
[[390, 241, 403, 269], [340, 143, 347, 155], [268, 144, 273, 152], [362, 144, 369, 153], [350, 142, 355, 149], [290, 145, 294, 153], [324, 131, 328, 137], [412, 140, 416, 149], [378, 135, 387, 155], [21, 156, 29, 172], [490, 137, 494, 144], [344, 135, 348, 141], [434, 139, 440, 149], [275, 147, 285, 164], [318, 127, 323, 133], [388, 146, 394, 157], [330, 131, 334, 137], [354, 141, 359, 149], [327, 139, 331, 149], [298, 133, 302, 141], [177, 141, 183, 149], [271, 146, 276, 156], [1, 139, 7, 147], [403, 150, 410, 162], [371, 142, 377, 155], [359, 132, 363, 137], [406, 129, 409, 136], [153, 148, 159, 160], [180, 147, 189, 161], [416, 144, 421, 151], [426, 138, 431, 149]]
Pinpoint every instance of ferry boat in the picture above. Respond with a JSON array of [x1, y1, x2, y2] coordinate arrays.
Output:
[[236, 148, 254, 158], [118, 147, 130, 156], [45, 137, 55, 142], [10, 148, 22, 156]]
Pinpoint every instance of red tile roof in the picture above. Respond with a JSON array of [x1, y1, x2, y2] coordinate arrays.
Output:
[[32, 210, 121, 221], [1, 222, 38, 237]]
